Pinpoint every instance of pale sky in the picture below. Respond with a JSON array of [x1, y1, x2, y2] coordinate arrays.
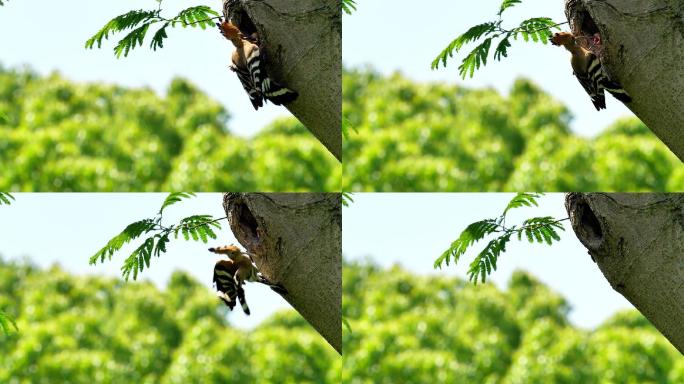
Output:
[[0, 193, 635, 332], [343, 0, 634, 137], [342, 193, 633, 329], [0, 193, 290, 329], [0, 0, 290, 137]]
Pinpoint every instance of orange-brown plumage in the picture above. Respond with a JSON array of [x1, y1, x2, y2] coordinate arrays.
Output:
[[208, 244, 289, 297], [210, 244, 243, 256], [551, 32, 576, 47], [551, 31, 631, 110], [218, 20, 243, 45], [213, 257, 250, 314], [216, 20, 298, 110]]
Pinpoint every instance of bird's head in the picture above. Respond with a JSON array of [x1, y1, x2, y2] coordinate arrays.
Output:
[[551, 32, 575, 47], [208, 244, 243, 260], [218, 20, 243, 43]]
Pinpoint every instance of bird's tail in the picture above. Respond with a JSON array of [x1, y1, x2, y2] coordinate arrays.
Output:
[[262, 78, 298, 105], [230, 65, 264, 110], [237, 286, 250, 315], [590, 93, 607, 110], [217, 291, 236, 311], [603, 79, 632, 103]]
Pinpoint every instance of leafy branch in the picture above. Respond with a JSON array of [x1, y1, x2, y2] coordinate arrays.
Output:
[[0, 192, 14, 206], [342, 192, 354, 207], [435, 193, 568, 284], [342, 0, 357, 15], [431, 0, 566, 79], [85, 1, 220, 58], [89, 193, 226, 281], [0, 310, 17, 336], [0, 0, 8, 6], [343, 316, 352, 333], [342, 118, 357, 140]]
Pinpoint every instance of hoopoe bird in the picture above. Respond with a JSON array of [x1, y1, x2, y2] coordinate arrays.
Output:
[[551, 32, 631, 111], [209, 245, 288, 315], [213, 258, 250, 314], [217, 20, 298, 110]]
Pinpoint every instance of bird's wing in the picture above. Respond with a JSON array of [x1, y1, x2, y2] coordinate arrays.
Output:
[[230, 61, 263, 110], [574, 70, 605, 110]]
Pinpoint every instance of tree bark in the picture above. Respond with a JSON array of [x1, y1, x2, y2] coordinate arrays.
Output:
[[565, 193, 684, 355], [231, 0, 341, 161], [223, 193, 342, 354], [564, 0, 684, 162]]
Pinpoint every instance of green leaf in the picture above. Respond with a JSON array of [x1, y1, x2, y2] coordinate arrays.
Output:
[[436, 194, 567, 285], [173, 6, 219, 29], [458, 38, 493, 79], [515, 17, 559, 44], [85, 10, 159, 50], [86, 6, 219, 58], [498, 0, 522, 16], [154, 234, 170, 257], [190, 227, 200, 241], [531, 227, 543, 243], [521, 216, 565, 245], [342, 192, 354, 207], [343, 316, 353, 333], [150, 23, 170, 51], [431, 22, 497, 70], [342, 118, 358, 139], [342, 0, 357, 15], [540, 227, 553, 244], [502, 192, 542, 217], [121, 237, 155, 281], [435, 219, 499, 269], [0, 310, 17, 335], [204, 225, 218, 240], [159, 192, 196, 215], [90, 201, 225, 282], [0, 192, 15, 205], [114, 22, 152, 58], [467, 234, 511, 284], [89, 219, 157, 265], [432, 2, 565, 78], [176, 215, 220, 244], [493, 35, 512, 61], [522, 227, 533, 243]]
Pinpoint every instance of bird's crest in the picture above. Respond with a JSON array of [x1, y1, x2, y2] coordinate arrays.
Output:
[[551, 32, 575, 47], [208, 244, 242, 255], [219, 20, 244, 42]]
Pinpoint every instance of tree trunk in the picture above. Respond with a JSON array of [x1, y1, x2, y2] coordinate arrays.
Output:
[[230, 0, 341, 161], [565, 193, 684, 355], [223, 193, 342, 354], [564, 0, 684, 162]]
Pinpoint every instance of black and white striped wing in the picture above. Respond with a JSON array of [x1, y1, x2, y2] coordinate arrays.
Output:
[[213, 260, 250, 315], [575, 72, 605, 110], [246, 45, 298, 106], [230, 63, 263, 110]]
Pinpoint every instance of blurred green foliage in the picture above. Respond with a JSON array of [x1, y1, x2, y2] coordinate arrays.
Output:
[[0, 65, 340, 191], [343, 68, 683, 191], [0, 257, 339, 383], [343, 260, 682, 383]]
